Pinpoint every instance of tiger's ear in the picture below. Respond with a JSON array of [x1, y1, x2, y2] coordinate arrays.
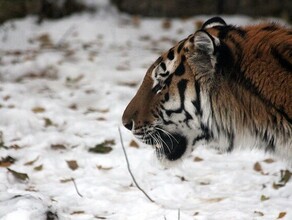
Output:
[[201, 16, 226, 29], [193, 31, 220, 68]]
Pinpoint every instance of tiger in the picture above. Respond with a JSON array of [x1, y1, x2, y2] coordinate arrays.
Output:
[[122, 17, 292, 163]]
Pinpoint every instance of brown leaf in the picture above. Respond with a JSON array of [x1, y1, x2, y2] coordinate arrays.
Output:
[[129, 140, 139, 148], [162, 19, 172, 29], [254, 211, 264, 217], [253, 162, 263, 173], [7, 168, 29, 181], [116, 63, 130, 71], [34, 164, 43, 171], [273, 170, 292, 189], [263, 158, 275, 163], [71, 211, 85, 215], [60, 178, 72, 183], [279, 170, 292, 185], [67, 160, 78, 170], [203, 197, 225, 203], [260, 195, 269, 201], [96, 117, 106, 121], [89, 140, 114, 154], [51, 144, 66, 150], [44, 118, 53, 127], [118, 81, 139, 88], [277, 212, 287, 219], [96, 165, 113, 171], [199, 181, 210, 185], [24, 156, 39, 166], [194, 156, 203, 162], [32, 106, 46, 113], [0, 156, 16, 167]]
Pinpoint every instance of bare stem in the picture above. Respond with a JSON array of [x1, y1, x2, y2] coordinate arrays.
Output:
[[118, 127, 155, 203]]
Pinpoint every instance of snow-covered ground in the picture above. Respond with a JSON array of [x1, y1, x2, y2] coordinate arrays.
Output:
[[0, 1, 291, 220]]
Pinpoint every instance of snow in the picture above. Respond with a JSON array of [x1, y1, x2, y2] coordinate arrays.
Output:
[[0, 2, 291, 220]]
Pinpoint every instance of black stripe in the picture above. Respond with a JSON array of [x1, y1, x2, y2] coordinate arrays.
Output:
[[164, 79, 188, 116], [177, 40, 185, 53], [192, 81, 202, 116], [261, 25, 279, 32], [271, 46, 292, 72], [167, 48, 175, 60], [192, 134, 207, 145], [227, 132, 234, 152], [160, 71, 169, 77], [160, 62, 166, 71], [238, 69, 292, 124], [174, 56, 186, 76], [218, 25, 246, 39], [177, 79, 188, 105], [263, 131, 275, 153]]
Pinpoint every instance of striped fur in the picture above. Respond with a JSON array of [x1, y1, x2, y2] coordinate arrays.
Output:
[[122, 17, 292, 163]]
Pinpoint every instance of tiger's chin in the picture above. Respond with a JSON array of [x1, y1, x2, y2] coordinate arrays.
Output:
[[153, 131, 188, 162]]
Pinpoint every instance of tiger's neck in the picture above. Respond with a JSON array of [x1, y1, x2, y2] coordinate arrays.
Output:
[[200, 79, 292, 160]]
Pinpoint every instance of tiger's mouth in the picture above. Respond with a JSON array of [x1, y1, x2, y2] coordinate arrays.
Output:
[[136, 129, 187, 161]]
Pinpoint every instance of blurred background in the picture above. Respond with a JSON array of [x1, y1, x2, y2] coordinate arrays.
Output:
[[0, 0, 291, 23]]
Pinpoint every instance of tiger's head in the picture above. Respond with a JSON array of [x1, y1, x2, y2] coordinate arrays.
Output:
[[122, 17, 228, 162]]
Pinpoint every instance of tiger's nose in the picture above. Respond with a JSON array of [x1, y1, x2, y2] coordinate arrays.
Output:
[[123, 120, 133, 131]]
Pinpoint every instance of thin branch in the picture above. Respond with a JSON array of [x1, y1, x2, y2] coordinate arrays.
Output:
[[56, 25, 76, 48], [118, 127, 155, 203], [71, 178, 83, 198], [178, 209, 180, 220]]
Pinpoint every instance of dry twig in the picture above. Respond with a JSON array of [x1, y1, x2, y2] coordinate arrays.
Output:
[[118, 127, 154, 203], [71, 178, 83, 198]]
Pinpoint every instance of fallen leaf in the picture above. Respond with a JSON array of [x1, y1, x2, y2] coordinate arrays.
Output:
[[132, 15, 141, 27], [9, 144, 21, 150], [277, 212, 287, 219], [89, 140, 114, 154], [96, 165, 113, 170], [118, 81, 138, 87], [60, 178, 72, 183], [273, 170, 292, 189], [199, 181, 210, 185], [253, 162, 263, 173], [96, 117, 106, 121], [34, 165, 43, 171], [51, 144, 66, 150], [193, 212, 199, 216], [116, 63, 130, 71], [260, 195, 270, 201], [67, 160, 78, 170], [129, 140, 139, 148], [66, 75, 84, 84], [194, 156, 203, 162], [24, 156, 39, 166], [254, 211, 264, 217], [7, 168, 29, 181], [71, 211, 85, 215], [44, 118, 53, 127], [162, 19, 172, 29], [263, 158, 275, 163], [32, 106, 46, 113], [203, 197, 225, 203], [95, 216, 107, 219], [279, 170, 292, 184], [0, 156, 16, 167]]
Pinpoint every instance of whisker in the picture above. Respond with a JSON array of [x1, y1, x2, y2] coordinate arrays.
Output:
[[155, 126, 179, 144]]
